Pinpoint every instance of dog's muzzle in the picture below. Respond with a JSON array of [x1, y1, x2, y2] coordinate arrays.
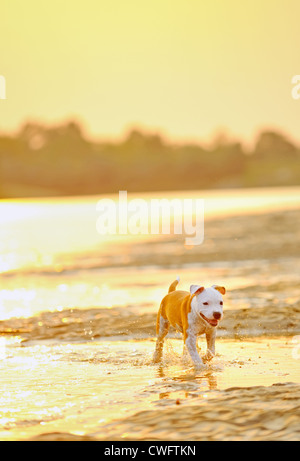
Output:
[[200, 312, 221, 327], [213, 312, 222, 320]]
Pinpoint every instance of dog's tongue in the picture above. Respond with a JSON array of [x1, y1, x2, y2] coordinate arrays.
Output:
[[208, 318, 218, 327], [200, 313, 218, 327]]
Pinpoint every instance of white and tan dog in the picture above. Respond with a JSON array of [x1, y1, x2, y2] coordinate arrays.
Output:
[[153, 277, 225, 368]]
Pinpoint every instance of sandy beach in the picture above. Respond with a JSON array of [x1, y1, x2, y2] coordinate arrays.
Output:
[[3, 0, 300, 444], [0, 197, 300, 441]]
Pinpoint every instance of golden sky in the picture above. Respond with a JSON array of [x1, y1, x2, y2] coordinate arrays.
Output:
[[1, 0, 300, 144]]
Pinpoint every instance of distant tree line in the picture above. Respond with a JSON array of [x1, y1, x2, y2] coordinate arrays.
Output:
[[0, 121, 299, 198]]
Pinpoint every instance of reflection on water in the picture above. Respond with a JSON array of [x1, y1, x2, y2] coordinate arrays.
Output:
[[0, 187, 300, 440], [0, 186, 299, 321], [1, 186, 299, 274], [0, 256, 299, 321], [0, 336, 299, 440]]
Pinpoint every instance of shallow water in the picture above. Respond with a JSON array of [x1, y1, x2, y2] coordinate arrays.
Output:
[[1, 186, 300, 275], [0, 336, 299, 441], [1, 256, 300, 321], [0, 187, 300, 440]]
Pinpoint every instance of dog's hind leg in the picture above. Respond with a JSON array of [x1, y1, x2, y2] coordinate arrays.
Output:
[[153, 314, 169, 363]]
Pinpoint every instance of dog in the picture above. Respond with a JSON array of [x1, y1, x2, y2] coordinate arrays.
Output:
[[153, 277, 225, 368]]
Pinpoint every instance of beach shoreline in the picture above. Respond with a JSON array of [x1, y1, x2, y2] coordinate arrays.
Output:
[[0, 203, 299, 441]]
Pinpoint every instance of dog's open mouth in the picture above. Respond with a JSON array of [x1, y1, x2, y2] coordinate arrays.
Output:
[[200, 313, 219, 327]]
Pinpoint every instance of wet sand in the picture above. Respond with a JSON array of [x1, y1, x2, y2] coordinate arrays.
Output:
[[1, 337, 299, 441], [1, 300, 300, 343], [96, 382, 300, 441], [0, 206, 300, 441], [1, 300, 299, 441]]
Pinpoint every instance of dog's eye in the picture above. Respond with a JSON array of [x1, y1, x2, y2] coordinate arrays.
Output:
[[203, 302, 209, 305], [220, 301, 223, 305]]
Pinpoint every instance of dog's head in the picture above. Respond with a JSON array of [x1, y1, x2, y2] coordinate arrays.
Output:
[[190, 284, 225, 327]]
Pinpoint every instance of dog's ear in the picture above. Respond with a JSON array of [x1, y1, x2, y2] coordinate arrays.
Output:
[[190, 285, 205, 295], [213, 285, 226, 295]]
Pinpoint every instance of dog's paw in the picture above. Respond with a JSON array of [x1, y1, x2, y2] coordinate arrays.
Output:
[[152, 352, 162, 364], [202, 349, 214, 363], [193, 361, 208, 371]]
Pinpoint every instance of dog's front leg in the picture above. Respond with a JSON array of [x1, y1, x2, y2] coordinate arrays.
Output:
[[184, 330, 205, 369], [203, 328, 216, 362]]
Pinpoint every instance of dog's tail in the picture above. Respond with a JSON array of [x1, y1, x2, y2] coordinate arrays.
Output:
[[168, 276, 180, 293]]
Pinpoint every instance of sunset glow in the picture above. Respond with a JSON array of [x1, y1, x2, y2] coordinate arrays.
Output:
[[1, 0, 300, 144], [1, 1, 300, 443]]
